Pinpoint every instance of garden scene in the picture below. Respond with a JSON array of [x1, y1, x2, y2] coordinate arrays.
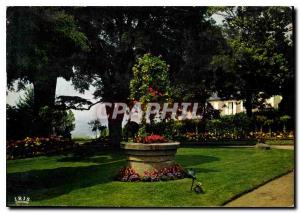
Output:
[[6, 6, 294, 207]]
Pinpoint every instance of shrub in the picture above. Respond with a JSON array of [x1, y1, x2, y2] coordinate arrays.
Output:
[[7, 88, 76, 140], [205, 113, 252, 139], [7, 136, 77, 159], [206, 119, 222, 138], [88, 119, 106, 139], [39, 106, 75, 138], [233, 113, 252, 138], [145, 119, 203, 140], [129, 54, 171, 138], [279, 115, 291, 133], [146, 121, 169, 136], [252, 109, 293, 133]]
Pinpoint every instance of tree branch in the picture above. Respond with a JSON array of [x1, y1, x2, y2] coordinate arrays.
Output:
[[56, 95, 102, 111]]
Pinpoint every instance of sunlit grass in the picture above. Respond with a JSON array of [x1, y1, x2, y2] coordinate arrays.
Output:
[[7, 147, 294, 207]]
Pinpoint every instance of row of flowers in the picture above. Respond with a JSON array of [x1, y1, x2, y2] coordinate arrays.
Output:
[[7, 136, 78, 159], [135, 134, 167, 144], [117, 164, 186, 182], [173, 131, 294, 142], [250, 131, 294, 139]]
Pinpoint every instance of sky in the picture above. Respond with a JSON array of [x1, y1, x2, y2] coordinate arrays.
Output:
[[6, 78, 141, 138], [6, 78, 102, 138], [6, 13, 224, 138]]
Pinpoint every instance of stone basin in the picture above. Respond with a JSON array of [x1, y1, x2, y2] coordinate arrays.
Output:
[[120, 141, 180, 176]]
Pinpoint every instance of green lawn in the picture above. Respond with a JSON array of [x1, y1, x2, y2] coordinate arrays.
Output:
[[7, 146, 294, 207]]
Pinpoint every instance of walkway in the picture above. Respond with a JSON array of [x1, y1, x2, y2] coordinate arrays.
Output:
[[225, 171, 294, 207], [270, 145, 294, 150]]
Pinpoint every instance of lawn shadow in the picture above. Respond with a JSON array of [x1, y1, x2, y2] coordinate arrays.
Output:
[[7, 150, 220, 205], [175, 154, 220, 175], [58, 153, 125, 164], [191, 167, 219, 173], [7, 156, 126, 205], [57, 146, 125, 164], [175, 154, 220, 167]]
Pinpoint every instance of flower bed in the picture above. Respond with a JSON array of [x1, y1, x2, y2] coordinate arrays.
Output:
[[7, 136, 77, 159], [172, 130, 294, 145], [117, 164, 185, 182], [135, 134, 167, 144]]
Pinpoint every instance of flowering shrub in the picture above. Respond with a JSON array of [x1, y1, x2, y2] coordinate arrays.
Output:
[[172, 130, 294, 144], [251, 131, 294, 139], [143, 164, 185, 181], [148, 86, 163, 97], [7, 136, 77, 159], [117, 167, 140, 182], [117, 164, 185, 182], [129, 54, 171, 138]]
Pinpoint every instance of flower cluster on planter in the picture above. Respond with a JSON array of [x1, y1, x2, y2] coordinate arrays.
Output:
[[118, 167, 141, 182], [135, 134, 167, 144], [7, 136, 77, 159], [117, 164, 186, 182]]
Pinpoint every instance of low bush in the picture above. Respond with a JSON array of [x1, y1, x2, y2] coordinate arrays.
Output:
[[7, 136, 78, 159], [7, 88, 76, 140], [251, 131, 294, 140], [146, 119, 204, 139], [126, 111, 294, 144], [253, 109, 294, 133], [206, 113, 252, 139]]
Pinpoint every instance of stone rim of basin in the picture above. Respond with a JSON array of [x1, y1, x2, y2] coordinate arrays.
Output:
[[120, 141, 180, 150]]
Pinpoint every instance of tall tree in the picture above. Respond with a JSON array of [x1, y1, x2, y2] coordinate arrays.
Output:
[[211, 6, 293, 117], [7, 7, 89, 135], [65, 7, 225, 147], [7, 7, 89, 110]]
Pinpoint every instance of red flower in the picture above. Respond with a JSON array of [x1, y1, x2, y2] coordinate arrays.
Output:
[[143, 134, 167, 143], [148, 86, 164, 97], [148, 86, 156, 96]]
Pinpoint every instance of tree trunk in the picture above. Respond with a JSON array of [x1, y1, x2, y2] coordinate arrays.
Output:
[[245, 92, 253, 118], [106, 103, 125, 149], [32, 76, 57, 136], [108, 118, 123, 149], [33, 77, 57, 110]]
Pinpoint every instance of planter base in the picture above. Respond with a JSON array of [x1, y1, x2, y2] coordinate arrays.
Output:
[[121, 142, 180, 176]]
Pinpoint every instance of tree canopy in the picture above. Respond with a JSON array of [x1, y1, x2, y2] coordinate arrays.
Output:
[[7, 7, 89, 109], [6, 6, 294, 145], [65, 7, 226, 146], [211, 6, 294, 117]]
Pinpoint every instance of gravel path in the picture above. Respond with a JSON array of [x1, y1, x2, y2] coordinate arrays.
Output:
[[270, 145, 294, 150], [225, 171, 294, 207]]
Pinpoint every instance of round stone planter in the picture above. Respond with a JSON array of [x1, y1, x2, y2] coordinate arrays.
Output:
[[120, 141, 180, 176]]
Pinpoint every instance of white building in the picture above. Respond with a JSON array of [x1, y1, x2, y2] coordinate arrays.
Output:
[[208, 94, 282, 116]]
